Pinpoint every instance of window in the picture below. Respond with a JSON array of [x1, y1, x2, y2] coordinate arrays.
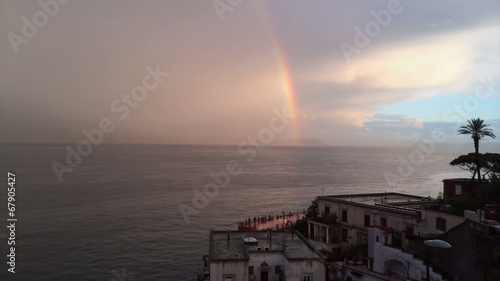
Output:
[[341, 210, 348, 222], [436, 217, 447, 231], [275, 265, 282, 274], [341, 228, 348, 242], [224, 276, 234, 281], [455, 184, 462, 195], [325, 206, 330, 214], [302, 274, 312, 281], [380, 217, 387, 227], [406, 227, 414, 235], [364, 214, 371, 227], [249, 266, 254, 275], [356, 232, 367, 244]]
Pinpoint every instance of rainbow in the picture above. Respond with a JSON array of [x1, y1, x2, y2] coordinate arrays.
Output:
[[254, 1, 300, 145]]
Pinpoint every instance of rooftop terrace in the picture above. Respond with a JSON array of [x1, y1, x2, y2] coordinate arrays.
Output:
[[209, 230, 325, 261], [319, 192, 431, 206]]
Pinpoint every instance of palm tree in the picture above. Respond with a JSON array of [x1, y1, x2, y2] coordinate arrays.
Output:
[[458, 118, 496, 181]]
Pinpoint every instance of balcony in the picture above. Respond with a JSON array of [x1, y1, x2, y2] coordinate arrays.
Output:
[[311, 213, 338, 225]]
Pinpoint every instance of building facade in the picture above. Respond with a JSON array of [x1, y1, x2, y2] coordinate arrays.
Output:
[[308, 193, 432, 250], [420, 207, 466, 236], [442, 178, 478, 199], [209, 230, 326, 281]]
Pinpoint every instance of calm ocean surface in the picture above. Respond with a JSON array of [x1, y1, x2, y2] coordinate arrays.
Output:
[[0, 144, 468, 280]]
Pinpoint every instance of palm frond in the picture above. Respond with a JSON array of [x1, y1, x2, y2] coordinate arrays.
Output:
[[457, 118, 495, 139], [483, 130, 496, 139]]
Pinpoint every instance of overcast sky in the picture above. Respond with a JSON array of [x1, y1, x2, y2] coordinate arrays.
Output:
[[1, 0, 499, 147]]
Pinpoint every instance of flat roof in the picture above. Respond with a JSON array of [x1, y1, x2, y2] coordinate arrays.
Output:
[[442, 178, 476, 182], [319, 192, 430, 206], [317, 192, 433, 215], [209, 230, 325, 261]]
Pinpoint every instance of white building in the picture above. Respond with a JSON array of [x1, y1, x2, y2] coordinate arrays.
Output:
[[368, 227, 447, 280], [333, 227, 449, 281], [420, 206, 467, 236], [208, 230, 326, 281], [308, 193, 433, 250]]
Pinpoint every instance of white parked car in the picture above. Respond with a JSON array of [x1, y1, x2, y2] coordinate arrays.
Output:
[[481, 220, 500, 233]]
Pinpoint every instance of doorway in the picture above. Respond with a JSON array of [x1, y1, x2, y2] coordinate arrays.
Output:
[[260, 271, 268, 281]]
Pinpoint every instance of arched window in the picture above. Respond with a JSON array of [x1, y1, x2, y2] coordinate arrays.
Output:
[[436, 217, 447, 231]]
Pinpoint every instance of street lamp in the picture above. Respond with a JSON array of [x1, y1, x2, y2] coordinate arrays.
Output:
[[423, 239, 451, 281]]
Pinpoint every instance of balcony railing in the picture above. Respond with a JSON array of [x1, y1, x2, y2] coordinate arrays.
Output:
[[311, 213, 338, 224]]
